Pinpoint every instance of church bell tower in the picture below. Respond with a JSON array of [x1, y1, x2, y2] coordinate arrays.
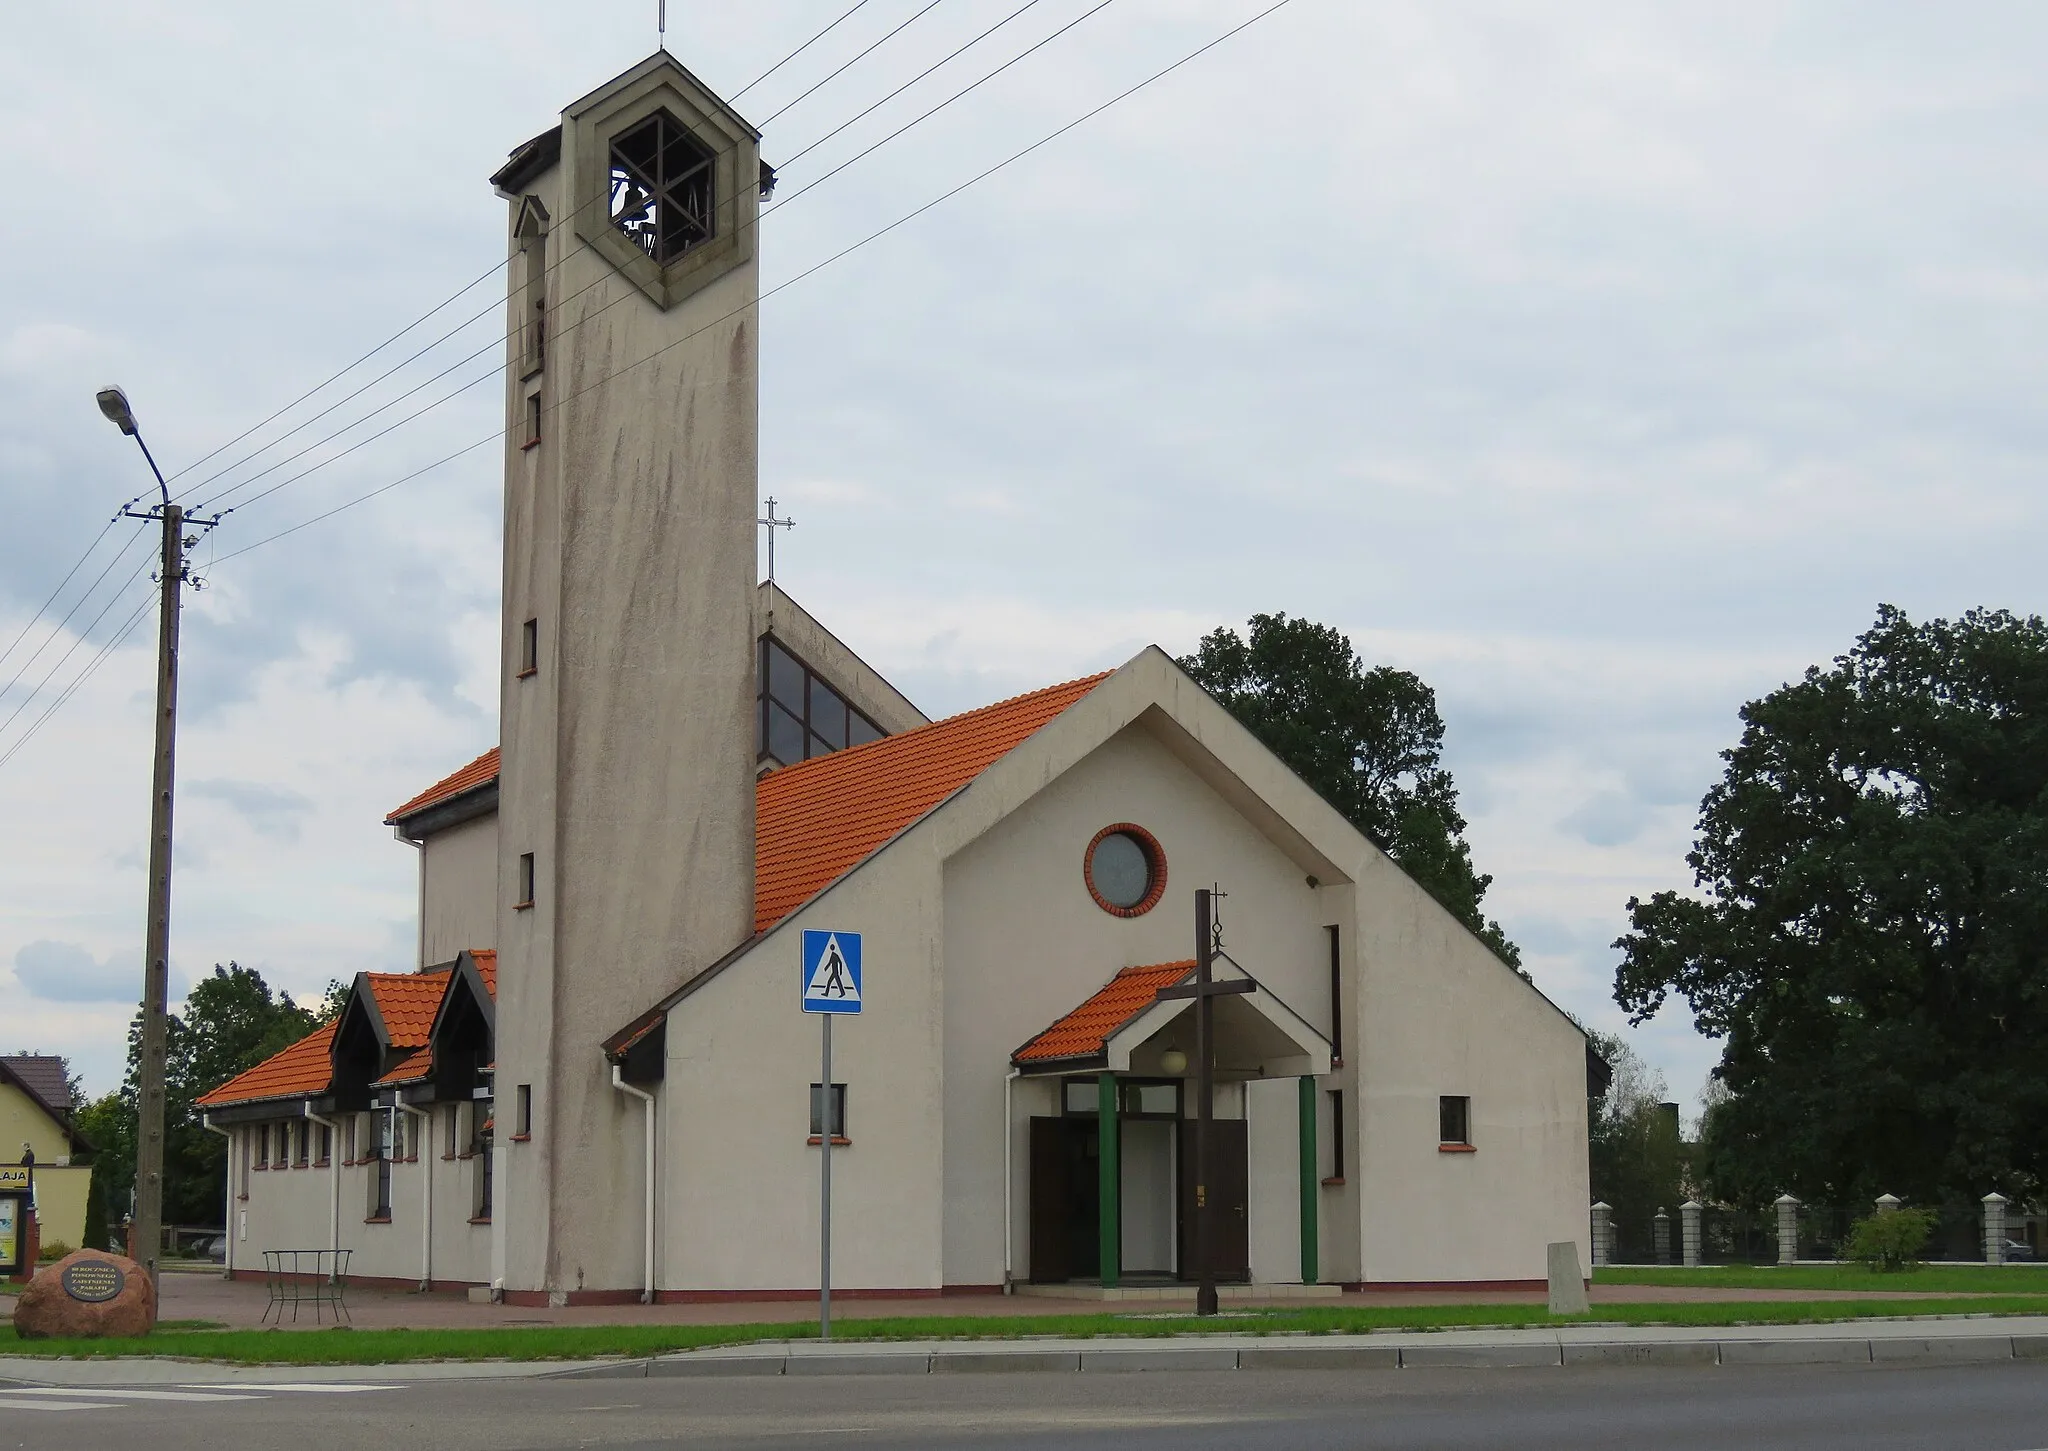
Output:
[[487, 54, 762, 1298]]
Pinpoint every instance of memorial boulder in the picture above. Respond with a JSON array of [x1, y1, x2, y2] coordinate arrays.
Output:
[[12, 1249, 154, 1339]]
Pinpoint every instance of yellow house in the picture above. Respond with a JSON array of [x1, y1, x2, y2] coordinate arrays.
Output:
[[0, 1054, 92, 1255]]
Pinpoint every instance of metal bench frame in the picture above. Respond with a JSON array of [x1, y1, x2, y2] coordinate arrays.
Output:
[[261, 1247, 351, 1324]]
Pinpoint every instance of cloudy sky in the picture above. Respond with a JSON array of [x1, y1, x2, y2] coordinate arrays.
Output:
[[3, 2, 2043, 1105]]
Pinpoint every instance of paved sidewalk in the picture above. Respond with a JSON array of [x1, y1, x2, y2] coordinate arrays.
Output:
[[7, 1313, 2048, 1387]]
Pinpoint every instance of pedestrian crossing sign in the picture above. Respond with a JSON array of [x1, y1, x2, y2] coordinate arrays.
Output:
[[801, 930, 863, 1014]]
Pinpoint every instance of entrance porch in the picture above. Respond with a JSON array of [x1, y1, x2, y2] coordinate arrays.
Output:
[[1009, 959, 1333, 1289]]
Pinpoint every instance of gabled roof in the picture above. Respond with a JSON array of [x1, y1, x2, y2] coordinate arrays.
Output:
[[359, 969, 451, 1048], [198, 968, 455, 1110], [197, 1022, 339, 1108], [385, 747, 500, 827], [0, 1053, 73, 1118], [376, 1047, 434, 1088], [753, 673, 1108, 933], [1013, 962, 1195, 1066]]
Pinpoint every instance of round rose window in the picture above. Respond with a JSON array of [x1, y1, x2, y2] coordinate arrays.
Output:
[[1084, 824, 1166, 917]]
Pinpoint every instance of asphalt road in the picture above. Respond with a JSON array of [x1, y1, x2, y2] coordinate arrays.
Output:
[[6, 1363, 2048, 1451]]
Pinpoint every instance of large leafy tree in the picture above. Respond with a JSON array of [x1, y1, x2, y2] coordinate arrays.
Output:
[[97, 963, 321, 1229], [1615, 605, 2048, 1215], [1181, 613, 1520, 967], [1585, 1029, 1685, 1260]]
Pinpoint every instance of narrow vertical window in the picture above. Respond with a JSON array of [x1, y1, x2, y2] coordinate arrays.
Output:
[[524, 393, 542, 448], [1439, 1095, 1472, 1148], [519, 618, 538, 677], [1326, 1090, 1345, 1183], [255, 1124, 269, 1169], [516, 1084, 533, 1139], [444, 1104, 458, 1159], [317, 1123, 332, 1165], [516, 851, 536, 908], [515, 196, 548, 377], [1325, 925, 1343, 1065]]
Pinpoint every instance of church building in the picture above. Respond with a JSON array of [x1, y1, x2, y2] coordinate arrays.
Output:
[[198, 53, 1592, 1304]]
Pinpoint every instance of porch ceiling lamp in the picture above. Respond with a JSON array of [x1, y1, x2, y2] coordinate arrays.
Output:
[[1159, 1048, 1188, 1076]]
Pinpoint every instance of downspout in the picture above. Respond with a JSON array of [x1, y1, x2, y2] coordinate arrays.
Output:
[[1002, 1067, 1019, 1293], [304, 1107, 341, 1275], [402, 1104, 433, 1291], [610, 1066, 656, 1304], [201, 1114, 232, 1278]]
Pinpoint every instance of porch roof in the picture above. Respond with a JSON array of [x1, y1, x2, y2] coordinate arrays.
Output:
[[1012, 961, 1194, 1068]]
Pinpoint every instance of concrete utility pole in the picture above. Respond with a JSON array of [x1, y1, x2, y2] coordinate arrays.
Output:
[[98, 386, 211, 1306]]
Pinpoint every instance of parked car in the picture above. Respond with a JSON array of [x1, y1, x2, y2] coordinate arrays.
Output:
[[2004, 1238, 2036, 1262], [203, 1234, 227, 1262]]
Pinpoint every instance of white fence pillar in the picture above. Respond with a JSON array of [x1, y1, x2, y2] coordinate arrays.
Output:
[[1875, 1193, 1901, 1215], [1653, 1208, 1672, 1265], [1590, 1202, 1613, 1268], [1681, 1200, 1703, 1268], [1985, 1193, 2009, 1265], [1774, 1194, 1800, 1266]]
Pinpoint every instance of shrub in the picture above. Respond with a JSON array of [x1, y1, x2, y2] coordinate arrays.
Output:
[[36, 1240, 74, 1263], [1842, 1207, 1939, 1271]]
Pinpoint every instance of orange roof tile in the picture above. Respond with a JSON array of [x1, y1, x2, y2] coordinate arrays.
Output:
[[385, 747, 499, 825], [365, 969, 451, 1048], [754, 674, 1107, 933], [376, 1047, 433, 1087], [1013, 961, 1195, 1065], [197, 1021, 338, 1108], [469, 949, 496, 998]]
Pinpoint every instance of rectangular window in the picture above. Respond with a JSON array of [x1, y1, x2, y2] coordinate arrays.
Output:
[[516, 1084, 532, 1139], [809, 1082, 847, 1139], [239, 1126, 252, 1193], [516, 851, 535, 908], [346, 1116, 358, 1164], [445, 1104, 459, 1160], [474, 1139, 494, 1221], [316, 1123, 332, 1165], [254, 1124, 269, 1170], [756, 635, 887, 768], [1326, 925, 1343, 1064], [1439, 1095, 1471, 1148], [1326, 1090, 1346, 1182], [1120, 1081, 1180, 1117], [369, 1110, 393, 1220], [519, 618, 538, 677], [518, 228, 547, 378], [524, 392, 542, 447], [295, 1120, 310, 1167]]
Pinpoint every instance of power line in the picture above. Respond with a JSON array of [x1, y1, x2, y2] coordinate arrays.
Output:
[[0, 545, 156, 746], [0, 1, 1302, 774], [733, 0, 878, 99], [0, 589, 156, 773], [0, 524, 152, 708], [759, 0, 951, 125], [212, 0, 1300, 570], [773, 0, 1049, 170], [0, 515, 118, 676]]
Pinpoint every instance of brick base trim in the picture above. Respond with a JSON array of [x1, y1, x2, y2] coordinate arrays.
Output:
[[1339, 1278, 1551, 1292], [229, 1266, 482, 1294]]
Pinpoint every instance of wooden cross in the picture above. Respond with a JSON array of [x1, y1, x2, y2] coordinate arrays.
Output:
[[1156, 886, 1256, 1316]]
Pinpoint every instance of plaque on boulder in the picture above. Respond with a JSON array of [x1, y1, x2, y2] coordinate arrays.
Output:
[[13, 1249, 155, 1339], [60, 1258, 125, 1303]]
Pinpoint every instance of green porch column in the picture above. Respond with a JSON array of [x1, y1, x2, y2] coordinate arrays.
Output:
[[1298, 1076, 1319, 1284], [1097, 1072, 1120, 1288]]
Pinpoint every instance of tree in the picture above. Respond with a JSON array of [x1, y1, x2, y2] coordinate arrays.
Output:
[[1181, 613, 1521, 967], [98, 963, 320, 1231], [1614, 605, 2048, 1217], [74, 1091, 134, 1236], [1584, 1030, 1684, 1261]]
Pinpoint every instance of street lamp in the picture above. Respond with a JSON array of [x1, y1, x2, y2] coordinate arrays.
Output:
[[98, 385, 198, 1304]]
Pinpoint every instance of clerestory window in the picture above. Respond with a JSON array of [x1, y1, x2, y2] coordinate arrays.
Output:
[[758, 637, 885, 768], [608, 110, 716, 265]]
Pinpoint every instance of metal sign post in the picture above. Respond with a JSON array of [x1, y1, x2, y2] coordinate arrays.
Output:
[[801, 930, 862, 1340]]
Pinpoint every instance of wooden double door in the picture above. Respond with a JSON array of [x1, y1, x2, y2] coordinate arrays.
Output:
[[1028, 1116, 1248, 1284]]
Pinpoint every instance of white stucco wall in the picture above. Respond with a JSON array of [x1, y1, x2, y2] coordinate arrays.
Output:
[[223, 1113, 493, 1288], [418, 814, 498, 968], [939, 723, 1340, 1289]]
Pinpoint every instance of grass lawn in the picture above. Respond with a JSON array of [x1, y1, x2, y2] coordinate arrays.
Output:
[[5, 1298, 2048, 1366], [1597, 1264, 2048, 1295]]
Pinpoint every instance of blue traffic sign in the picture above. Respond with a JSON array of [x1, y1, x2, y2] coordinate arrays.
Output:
[[801, 930, 863, 1014]]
